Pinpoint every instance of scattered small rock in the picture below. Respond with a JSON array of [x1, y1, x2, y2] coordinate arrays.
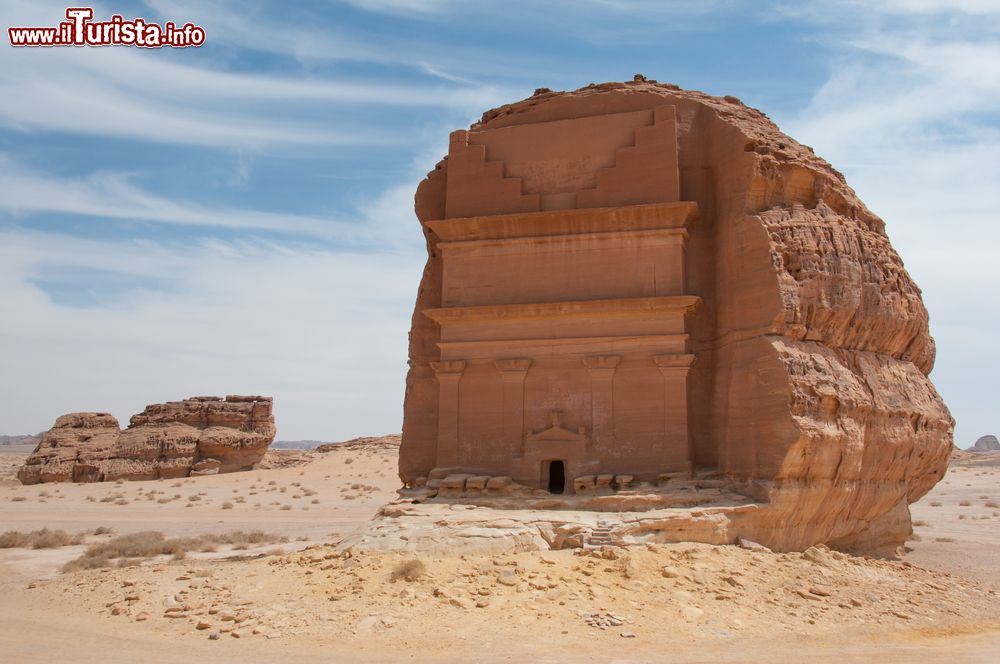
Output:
[[681, 606, 704, 621], [737, 537, 771, 552]]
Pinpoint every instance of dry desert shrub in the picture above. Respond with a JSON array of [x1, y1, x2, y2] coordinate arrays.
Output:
[[959, 500, 971, 506], [221, 502, 234, 510], [81, 531, 178, 560], [912, 520, 931, 527], [10, 496, 26, 502], [62, 530, 287, 572], [616, 554, 637, 578], [65, 554, 112, 571], [930, 501, 943, 507], [391, 558, 426, 582], [0, 528, 85, 549], [93, 526, 114, 535], [985, 501, 999, 508]]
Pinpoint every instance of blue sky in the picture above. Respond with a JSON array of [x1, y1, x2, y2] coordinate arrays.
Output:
[[1, 0, 998, 445]]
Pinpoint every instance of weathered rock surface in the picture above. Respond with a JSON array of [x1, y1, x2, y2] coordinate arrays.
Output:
[[400, 78, 953, 554], [17, 396, 275, 484], [967, 435, 999, 452]]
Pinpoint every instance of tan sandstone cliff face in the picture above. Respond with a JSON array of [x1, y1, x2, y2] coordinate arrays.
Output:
[[401, 79, 953, 553], [17, 396, 275, 484]]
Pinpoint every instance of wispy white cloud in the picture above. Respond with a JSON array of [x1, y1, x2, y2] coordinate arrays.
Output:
[[0, 227, 425, 439], [0, 150, 450, 256], [0, 1, 512, 149], [0, 154, 358, 239], [340, 0, 459, 15], [342, 0, 734, 17], [0, 46, 508, 149]]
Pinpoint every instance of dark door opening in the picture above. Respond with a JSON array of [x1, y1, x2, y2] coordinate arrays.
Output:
[[547, 460, 566, 494]]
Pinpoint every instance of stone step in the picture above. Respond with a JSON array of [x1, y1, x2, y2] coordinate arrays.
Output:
[[587, 527, 616, 545]]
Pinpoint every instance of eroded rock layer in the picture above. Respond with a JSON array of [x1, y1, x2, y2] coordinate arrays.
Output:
[[401, 78, 953, 554], [17, 396, 275, 484]]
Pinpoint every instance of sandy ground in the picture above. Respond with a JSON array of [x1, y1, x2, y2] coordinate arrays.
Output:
[[1, 444, 998, 663]]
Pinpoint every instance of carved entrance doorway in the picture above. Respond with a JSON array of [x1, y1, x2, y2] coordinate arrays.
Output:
[[546, 460, 566, 494]]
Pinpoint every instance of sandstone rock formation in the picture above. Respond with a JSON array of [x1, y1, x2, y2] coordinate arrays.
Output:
[[967, 435, 1000, 452], [399, 78, 953, 553], [17, 396, 275, 484]]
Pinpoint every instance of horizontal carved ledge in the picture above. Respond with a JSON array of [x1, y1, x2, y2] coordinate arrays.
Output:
[[438, 334, 688, 359], [437, 229, 688, 255], [426, 201, 699, 242], [424, 296, 701, 324]]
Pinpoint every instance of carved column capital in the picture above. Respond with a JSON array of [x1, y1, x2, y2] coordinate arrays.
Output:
[[653, 353, 696, 375], [431, 360, 467, 380], [494, 358, 532, 375], [582, 355, 621, 374]]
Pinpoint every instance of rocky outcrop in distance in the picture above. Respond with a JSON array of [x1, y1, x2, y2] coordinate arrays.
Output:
[[0, 434, 41, 447], [967, 435, 999, 452], [17, 396, 275, 484]]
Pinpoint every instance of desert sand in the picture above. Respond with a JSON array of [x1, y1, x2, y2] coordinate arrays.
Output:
[[1, 441, 998, 663]]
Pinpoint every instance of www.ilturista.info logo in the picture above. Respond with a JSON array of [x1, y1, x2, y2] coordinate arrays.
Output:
[[8, 7, 205, 48]]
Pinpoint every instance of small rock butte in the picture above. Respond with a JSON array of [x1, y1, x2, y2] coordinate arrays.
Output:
[[17, 395, 275, 484]]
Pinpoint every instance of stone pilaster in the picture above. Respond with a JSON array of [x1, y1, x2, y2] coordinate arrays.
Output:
[[494, 359, 532, 457], [431, 360, 467, 467], [653, 354, 696, 469], [582, 355, 621, 448]]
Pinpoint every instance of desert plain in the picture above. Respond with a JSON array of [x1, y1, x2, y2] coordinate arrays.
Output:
[[0, 438, 998, 663]]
